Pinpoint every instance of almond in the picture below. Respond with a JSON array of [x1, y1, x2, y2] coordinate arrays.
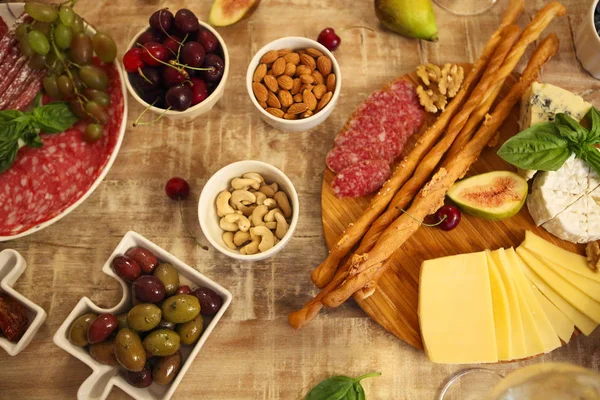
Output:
[[267, 91, 281, 108], [260, 50, 279, 64], [283, 52, 300, 65], [293, 93, 303, 102], [271, 57, 286, 76], [299, 84, 314, 93], [252, 82, 268, 103], [288, 102, 309, 115], [278, 90, 294, 108], [299, 54, 316, 70], [264, 75, 278, 93], [317, 56, 332, 76], [266, 107, 285, 118], [291, 78, 302, 95], [300, 74, 315, 84], [277, 75, 294, 90], [295, 65, 312, 77], [253, 64, 267, 82], [297, 49, 306, 55], [305, 48, 324, 58], [278, 48, 293, 56], [326, 73, 336, 92], [284, 63, 297, 77], [313, 83, 327, 99], [311, 70, 324, 85], [259, 100, 268, 109], [303, 89, 317, 111], [283, 112, 298, 120], [301, 110, 313, 118], [318, 91, 333, 111]]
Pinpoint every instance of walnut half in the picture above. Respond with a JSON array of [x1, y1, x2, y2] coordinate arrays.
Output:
[[417, 85, 447, 113], [586, 241, 600, 272], [439, 64, 464, 97], [415, 63, 463, 113]]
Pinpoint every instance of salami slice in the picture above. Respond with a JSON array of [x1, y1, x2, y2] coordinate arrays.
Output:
[[0, 46, 19, 77], [8, 70, 44, 110], [0, 14, 30, 64], [0, 55, 29, 101], [331, 160, 392, 198], [0, 17, 8, 39], [0, 59, 33, 109], [326, 143, 393, 173]]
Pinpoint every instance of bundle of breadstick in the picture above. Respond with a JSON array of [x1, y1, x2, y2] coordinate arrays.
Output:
[[289, 0, 566, 329]]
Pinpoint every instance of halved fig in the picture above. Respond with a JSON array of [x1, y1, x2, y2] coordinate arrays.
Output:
[[209, 0, 261, 27], [447, 171, 528, 221]]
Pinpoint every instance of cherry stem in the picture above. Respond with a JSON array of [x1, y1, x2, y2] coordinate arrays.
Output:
[[178, 199, 208, 251], [137, 67, 152, 84], [396, 207, 447, 227], [339, 25, 375, 34], [138, 43, 215, 73], [132, 99, 171, 127]]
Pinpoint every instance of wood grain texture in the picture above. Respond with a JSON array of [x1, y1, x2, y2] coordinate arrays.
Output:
[[1, 0, 600, 399]]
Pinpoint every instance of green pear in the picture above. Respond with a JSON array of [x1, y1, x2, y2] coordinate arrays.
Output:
[[375, 0, 438, 41]]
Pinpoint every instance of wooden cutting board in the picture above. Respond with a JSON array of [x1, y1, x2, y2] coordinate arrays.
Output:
[[321, 69, 585, 350]]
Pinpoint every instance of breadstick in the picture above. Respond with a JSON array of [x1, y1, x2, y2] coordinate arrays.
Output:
[[310, 0, 525, 289], [323, 33, 561, 308]]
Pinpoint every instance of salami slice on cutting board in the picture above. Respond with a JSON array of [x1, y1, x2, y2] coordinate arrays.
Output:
[[331, 160, 392, 198], [326, 144, 393, 174]]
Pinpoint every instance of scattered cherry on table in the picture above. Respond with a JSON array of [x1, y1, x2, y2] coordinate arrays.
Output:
[[318, 27, 341, 51], [434, 205, 461, 231], [165, 177, 190, 200]]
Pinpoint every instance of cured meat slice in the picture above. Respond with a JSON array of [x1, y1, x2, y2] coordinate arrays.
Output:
[[326, 143, 393, 174], [0, 46, 19, 77], [331, 160, 392, 198], [0, 17, 8, 39], [8, 70, 44, 110], [0, 14, 30, 64], [0, 55, 29, 101]]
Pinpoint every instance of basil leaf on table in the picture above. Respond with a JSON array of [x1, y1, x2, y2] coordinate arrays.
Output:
[[497, 122, 571, 171], [555, 113, 588, 145], [306, 372, 381, 400], [31, 102, 79, 133]]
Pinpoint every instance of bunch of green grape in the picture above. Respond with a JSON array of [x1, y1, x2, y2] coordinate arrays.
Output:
[[16, 2, 118, 142]]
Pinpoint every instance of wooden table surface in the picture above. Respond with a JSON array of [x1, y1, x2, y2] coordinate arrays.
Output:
[[2, 0, 600, 399]]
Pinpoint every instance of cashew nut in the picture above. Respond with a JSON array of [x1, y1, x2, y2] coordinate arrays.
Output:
[[230, 190, 256, 208], [231, 178, 260, 190], [216, 191, 236, 217], [263, 198, 277, 209], [250, 205, 269, 227], [220, 214, 251, 232], [274, 212, 289, 239], [258, 183, 278, 198], [238, 204, 257, 217], [265, 221, 277, 230], [251, 226, 275, 252], [274, 191, 292, 218], [240, 232, 260, 255], [255, 191, 267, 205], [243, 172, 265, 185], [233, 231, 251, 246], [264, 208, 283, 222], [222, 232, 236, 249]]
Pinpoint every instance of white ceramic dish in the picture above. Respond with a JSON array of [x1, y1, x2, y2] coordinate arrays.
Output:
[[52, 231, 232, 400], [246, 36, 342, 132], [0, 3, 128, 242], [0, 249, 47, 356], [125, 21, 229, 120], [575, 0, 600, 79], [198, 160, 299, 261]]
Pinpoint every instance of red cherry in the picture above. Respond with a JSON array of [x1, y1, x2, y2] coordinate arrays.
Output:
[[123, 48, 144, 73], [140, 42, 168, 67], [165, 177, 190, 200], [435, 205, 461, 231], [190, 78, 208, 105], [163, 67, 187, 87], [163, 36, 181, 56], [317, 27, 341, 51]]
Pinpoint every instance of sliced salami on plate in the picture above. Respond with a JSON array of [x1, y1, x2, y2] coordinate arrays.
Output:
[[331, 159, 392, 198]]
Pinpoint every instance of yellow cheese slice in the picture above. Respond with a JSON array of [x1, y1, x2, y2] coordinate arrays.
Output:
[[537, 256, 600, 303], [485, 250, 512, 360], [531, 286, 575, 343], [522, 231, 600, 283], [489, 250, 530, 359], [419, 251, 498, 364], [516, 247, 600, 323]]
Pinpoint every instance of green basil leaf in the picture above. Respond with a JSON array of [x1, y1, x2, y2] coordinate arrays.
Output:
[[306, 376, 355, 400], [580, 145, 600, 177], [0, 109, 26, 124], [31, 102, 78, 133], [353, 383, 366, 400], [555, 113, 588, 145], [21, 131, 43, 148], [0, 139, 19, 174], [586, 106, 600, 144], [497, 123, 571, 171]]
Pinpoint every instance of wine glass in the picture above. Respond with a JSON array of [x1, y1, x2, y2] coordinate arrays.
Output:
[[433, 0, 497, 16]]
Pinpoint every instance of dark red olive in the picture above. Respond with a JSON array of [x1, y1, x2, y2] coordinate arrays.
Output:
[[112, 255, 142, 283], [126, 363, 153, 388], [175, 285, 191, 295], [125, 247, 159, 274], [132, 275, 166, 303], [435, 205, 462, 231], [192, 287, 223, 316], [87, 314, 118, 344]]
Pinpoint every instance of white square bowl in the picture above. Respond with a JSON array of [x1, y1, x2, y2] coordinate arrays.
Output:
[[52, 231, 232, 400], [0, 249, 47, 356]]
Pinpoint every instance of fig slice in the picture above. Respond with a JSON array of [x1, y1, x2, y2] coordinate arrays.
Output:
[[209, 0, 261, 27], [447, 171, 528, 221]]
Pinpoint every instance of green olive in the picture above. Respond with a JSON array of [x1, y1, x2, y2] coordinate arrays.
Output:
[[114, 328, 146, 372], [68, 313, 97, 347], [89, 340, 118, 366], [153, 263, 180, 296], [116, 313, 129, 330], [176, 315, 204, 345], [161, 294, 200, 324], [152, 351, 182, 385], [142, 329, 180, 357], [127, 303, 162, 332]]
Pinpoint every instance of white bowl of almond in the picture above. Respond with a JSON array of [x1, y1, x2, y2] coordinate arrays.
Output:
[[246, 37, 341, 132]]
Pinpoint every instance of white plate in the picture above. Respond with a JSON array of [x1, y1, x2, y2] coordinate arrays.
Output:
[[0, 249, 47, 356], [0, 3, 128, 242], [52, 231, 233, 400]]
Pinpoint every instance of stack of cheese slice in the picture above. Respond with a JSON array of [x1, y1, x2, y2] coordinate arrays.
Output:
[[419, 231, 599, 364]]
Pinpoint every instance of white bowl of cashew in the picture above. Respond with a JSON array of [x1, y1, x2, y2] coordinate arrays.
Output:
[[198, 160, 299, 261]]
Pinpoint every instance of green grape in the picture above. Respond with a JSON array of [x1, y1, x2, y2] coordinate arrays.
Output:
[[32, 21, 52, 37], [24, 2, 58, 23], [57, 74, 75, 98], [85, 101, 109, 124], [80, 65, 108, 90], [84, 88, 111, 107], [19, 36, 35, 57], [29, 53, 47, 70], [58, 6, 75, 27], [70, 33, 93, 65], [92, 32, 117, 63], [83, 123, 104, 143], [55, 23, 73, 50], [70, 68, 86, 91], [43, 76, 62, 99], [69, 99, 88, 119], [15, 24, 30, 40], [71, 15, 84, 34], [27, 30, 50, 56], [46, 51, 65, 75]]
